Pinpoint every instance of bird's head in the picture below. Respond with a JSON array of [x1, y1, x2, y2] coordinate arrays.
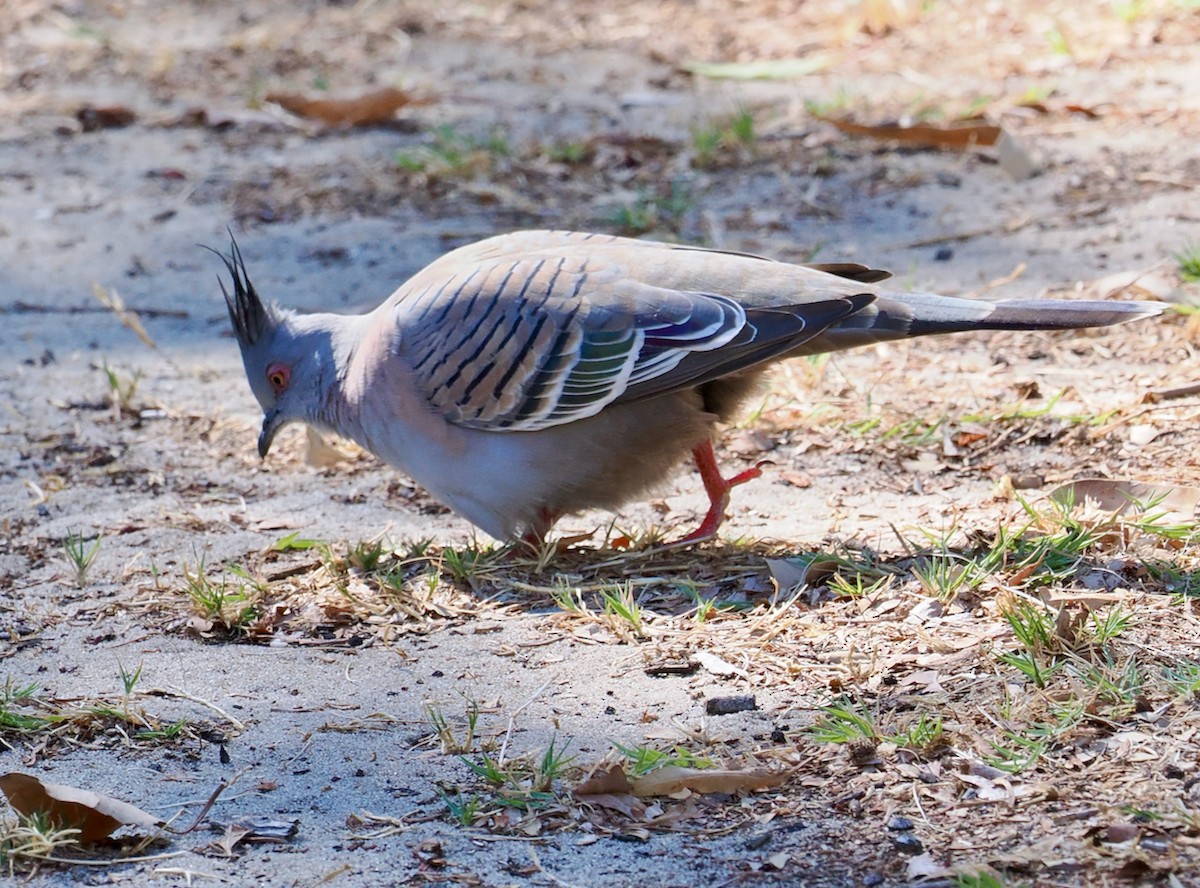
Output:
[[213, 236, 331, 458]]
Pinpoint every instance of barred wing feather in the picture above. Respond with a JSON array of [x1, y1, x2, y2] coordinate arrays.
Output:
[[398, 255, 758, 431]]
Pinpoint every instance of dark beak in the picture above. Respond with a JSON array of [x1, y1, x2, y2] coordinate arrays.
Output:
[[258, 409, 284, 458]]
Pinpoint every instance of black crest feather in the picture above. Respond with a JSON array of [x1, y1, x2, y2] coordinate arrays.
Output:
[[205, 230, 268, 346]]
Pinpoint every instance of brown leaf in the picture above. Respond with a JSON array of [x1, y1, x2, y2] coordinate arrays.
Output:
[[725, 429, 773, 457], [574, 763, 633, 797], [575, 792, 646, 820], [265, 87, 429, 127], [779, 470, 812, 489], [1104, 821, 1140, 843], [816, 114, 1001, 150], [573, 763, 648, 820], [630, 766, 790, 798], [0, 772, 162, 843], [1048, 479, 1200, 518]]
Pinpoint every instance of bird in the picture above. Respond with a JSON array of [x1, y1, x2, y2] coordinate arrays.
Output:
[[216, 229, 1161, 548]]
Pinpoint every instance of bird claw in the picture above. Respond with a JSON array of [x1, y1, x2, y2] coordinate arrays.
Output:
[[671, 448, 768, 545]]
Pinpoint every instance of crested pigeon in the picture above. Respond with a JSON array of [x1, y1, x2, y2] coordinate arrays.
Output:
[[217, 230, 1160, 546]]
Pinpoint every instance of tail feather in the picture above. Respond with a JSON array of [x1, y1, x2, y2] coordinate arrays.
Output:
[[950, 298, 1163, 331], [787, 292, 1162, 357]]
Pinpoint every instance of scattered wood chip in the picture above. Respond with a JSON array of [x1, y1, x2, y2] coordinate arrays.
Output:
[[1144, 381, 1200, 403], [695, 651, 746, 678], [706, 694, 757, 715], [643, 659, 699, 677], [0, 772, 162, 843], [77, 104, 137, 132], [1126, 424, 1160, 447]]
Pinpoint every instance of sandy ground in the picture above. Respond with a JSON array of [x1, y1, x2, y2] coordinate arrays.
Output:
[[2, 1, 1200, 886]]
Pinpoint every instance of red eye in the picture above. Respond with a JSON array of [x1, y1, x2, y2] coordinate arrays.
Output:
[[266, 363, 290, 393]]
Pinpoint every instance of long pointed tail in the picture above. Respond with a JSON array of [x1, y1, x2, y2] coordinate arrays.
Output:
[[789, 291, 1162, 356]]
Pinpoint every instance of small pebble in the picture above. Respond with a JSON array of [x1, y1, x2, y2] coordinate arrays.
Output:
[[862, 873, 885, 886], [744, 831, 772, 850], [892, 832, 924, 854], [934, 246, 954, 261], [886, 815, 914, 831], [706, 694, 757, 715]]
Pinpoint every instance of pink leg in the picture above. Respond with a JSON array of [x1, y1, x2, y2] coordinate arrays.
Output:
[[517, 507, 561, 554], [674, 440, 765, 544]]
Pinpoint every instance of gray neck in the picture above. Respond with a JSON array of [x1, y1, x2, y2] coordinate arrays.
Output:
[[287, 310, 377, 432]]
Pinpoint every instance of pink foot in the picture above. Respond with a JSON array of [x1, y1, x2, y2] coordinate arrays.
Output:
[[673, 441, 766, 545], [514, 507, 561, 557]]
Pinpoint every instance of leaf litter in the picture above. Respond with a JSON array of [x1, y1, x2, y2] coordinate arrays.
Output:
[[3, 0, 1200, 883]]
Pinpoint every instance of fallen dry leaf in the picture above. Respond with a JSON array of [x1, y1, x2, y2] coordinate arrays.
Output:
[[1104, 821, 1140, 844], [816, 114, 1001, 150], [630, 766, 790, 798], [575, 791, 646, 820], [305, 426, 356, 467], [573, 763, 650, 819], [574, 763, 633, 797], [766, 554, 842, 591], [0, 772, 162, 843], [1048, 478, 1200, 518], [1084, 268, 1176, 302], [995, 130, 1038, 179], [265, 87, 429, 127], [694, 651, 745, 678]]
